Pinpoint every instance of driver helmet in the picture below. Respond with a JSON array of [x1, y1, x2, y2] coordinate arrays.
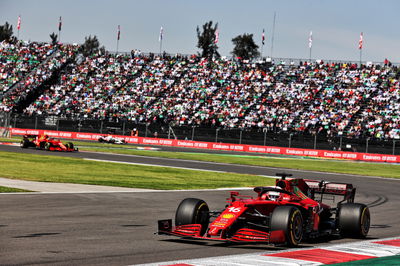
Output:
[[264, 186, 282, 201]]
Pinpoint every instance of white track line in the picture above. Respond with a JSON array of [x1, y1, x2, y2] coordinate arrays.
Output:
[[84, 158, 229, 173]]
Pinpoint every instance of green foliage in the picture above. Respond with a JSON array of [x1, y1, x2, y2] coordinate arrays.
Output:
[[231, 33, 260, 60], [196, 21, 220, 58], [0, 22, 14, 42], [79, 35, 105, 57], [49, 32, 58, 45]]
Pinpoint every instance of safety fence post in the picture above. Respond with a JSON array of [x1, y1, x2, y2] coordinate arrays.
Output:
[[191, 126, 195, 141]]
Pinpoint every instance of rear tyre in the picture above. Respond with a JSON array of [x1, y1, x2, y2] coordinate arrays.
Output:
[[175, 198, 209, 235], [338, 203, 370, 238], [271, 206, 304, 247], [20, 139, 29, 148]]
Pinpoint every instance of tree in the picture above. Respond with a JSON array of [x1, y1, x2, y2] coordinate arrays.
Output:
[[0, 22, 14, 42], [231, 33, 260, 60], [49, 32, 58, 45], [79, 35, 105, 56], [196, 21, 220, 59]]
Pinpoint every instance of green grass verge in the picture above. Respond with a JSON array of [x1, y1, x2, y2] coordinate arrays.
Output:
[[2, 136, 400, 179], [0, 186, 32, 193], [80, 146, 400, 179], [0, 151, 275, 190]]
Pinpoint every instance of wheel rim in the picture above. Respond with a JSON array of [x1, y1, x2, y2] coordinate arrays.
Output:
[[290, 211, 303, 245], [292, 214, 303, 241], [360, 208, 370, 236]]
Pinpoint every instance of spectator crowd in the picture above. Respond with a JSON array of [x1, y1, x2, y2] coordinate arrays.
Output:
[[0, 40, 78, 111], [1, 40, 399, 140]]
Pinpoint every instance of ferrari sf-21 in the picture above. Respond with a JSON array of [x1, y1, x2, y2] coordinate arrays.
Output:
[[20, 134, 78, 152], [158, 173, 370, 247]]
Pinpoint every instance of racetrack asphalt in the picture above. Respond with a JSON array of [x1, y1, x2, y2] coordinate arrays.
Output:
[[0, 144, 399, 265]]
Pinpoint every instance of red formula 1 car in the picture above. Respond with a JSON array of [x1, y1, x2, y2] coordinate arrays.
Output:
[[158, 173, 370, 247], [20, 134, 78, 152]]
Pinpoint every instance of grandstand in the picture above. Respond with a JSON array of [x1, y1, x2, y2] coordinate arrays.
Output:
[[0, 40, 399, 155]]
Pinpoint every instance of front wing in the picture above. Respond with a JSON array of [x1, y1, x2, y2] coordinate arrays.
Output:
[[157, 219, 285, 244]]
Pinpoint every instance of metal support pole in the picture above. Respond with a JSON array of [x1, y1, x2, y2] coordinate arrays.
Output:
[[191, 127, 195, 141], [100, 121, 103, 134], [313, 134, 317, 149], [34, 116, 38, 129], [289, 134, 292, 148], [122, 122, 125, 135], [215, 128, 219, 143], [393, 140, 396, 155], [365, 138, 369, 153], [13, 114, 17, 128], [339, 136, 343, 151], [56, 119, 59, 131], [239, 130, 243, 144], [145, 124, 148, 138], [263, 130, 267, 146]]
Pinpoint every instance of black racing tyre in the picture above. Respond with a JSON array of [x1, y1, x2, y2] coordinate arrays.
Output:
[[270, 206, 304, 247], [175, 198, 209, 235], [66, 142, 74, 149], [20, 139, 29, 148], [39, 141, 46, 150], [338, 203, 370, 238], [45, 142, 51, 151]]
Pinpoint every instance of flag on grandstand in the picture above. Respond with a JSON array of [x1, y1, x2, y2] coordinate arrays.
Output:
[[214, 29, 219, 44], [359, 32, 363, 49], [159, 26, 163, 42], [262, 29, 265, 45], [308, 31, 313, 48], [17, 15, 21, 30], [117, 25, 120, 40], [58, 16, 62, 31]]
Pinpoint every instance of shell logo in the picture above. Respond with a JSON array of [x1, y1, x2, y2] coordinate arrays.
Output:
[[222, 214, 235, 219]]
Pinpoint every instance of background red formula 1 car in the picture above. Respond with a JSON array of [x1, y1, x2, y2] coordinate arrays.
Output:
[[158, 173, 370, 247], [20, 134, 78, 152]]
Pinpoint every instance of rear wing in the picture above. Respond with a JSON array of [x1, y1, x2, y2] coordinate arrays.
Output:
[[304, 179, 355, 203]]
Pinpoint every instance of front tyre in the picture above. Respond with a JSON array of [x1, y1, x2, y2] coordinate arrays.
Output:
[[175, 198, 209, 236], [338, 203, 370, 238], [66, 142, 74, 150], [45, 142, 51, 151], [271, 206, 304, 247]]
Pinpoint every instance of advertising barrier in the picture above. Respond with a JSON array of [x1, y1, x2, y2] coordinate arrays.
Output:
[[10, 128, 400, 163]]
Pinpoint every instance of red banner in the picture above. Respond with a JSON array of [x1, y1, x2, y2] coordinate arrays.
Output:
[[9, 128, 400, 163]]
